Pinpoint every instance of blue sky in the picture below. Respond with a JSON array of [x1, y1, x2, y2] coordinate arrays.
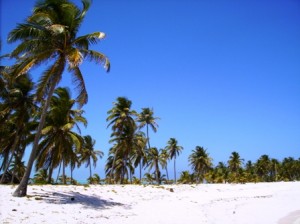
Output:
[[1, 0, 300, 181]]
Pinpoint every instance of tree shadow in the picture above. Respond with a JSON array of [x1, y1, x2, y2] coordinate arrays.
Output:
[[31, 190, 129, 210]]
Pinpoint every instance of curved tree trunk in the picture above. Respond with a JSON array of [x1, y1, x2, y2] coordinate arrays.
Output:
[[13, 76, 60, 197], [0, 135, 20, 183]]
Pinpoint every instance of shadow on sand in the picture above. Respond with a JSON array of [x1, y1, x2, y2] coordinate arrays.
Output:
[[31, 190, 128, 210]]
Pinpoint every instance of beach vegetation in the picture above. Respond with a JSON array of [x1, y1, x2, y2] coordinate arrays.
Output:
[[2, 0, 109, 197]]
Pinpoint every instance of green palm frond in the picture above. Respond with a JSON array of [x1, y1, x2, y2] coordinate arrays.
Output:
[[74, 32, 106, 49], [68, 66, 87, 107], [81, 49, 110, 72]]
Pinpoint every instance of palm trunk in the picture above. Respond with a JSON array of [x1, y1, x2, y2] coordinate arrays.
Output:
[[13, 62, 63, 197], [89, 158, 92, 181], [70, 166, 73, 185], [139, 162, 142, 182], [47, 166, 53, 184], [56, 162, 61, 183], [155, 161, 160, 185], [0, 151, 15, 184], [1, 135, 20, 183], [165, 167, 169, 181], [174, 157, 176, 184], [62, 159, 66, 184]]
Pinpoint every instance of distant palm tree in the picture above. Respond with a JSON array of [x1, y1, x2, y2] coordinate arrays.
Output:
[[228, 151, 243, 182], [137, 108, 159, 149], [188, 146, 212, 183], [147, 147, 161, 185], [165, 138, 183, 184], [280, 157, 298, 181], [130, 132, 148, 181], [9, 0, 109, 197], [159, 149, 170, 181], [33, 169, 48, 184], [79, 135, 104, 181], [178, 171, 195, 184], [106, 97, 137, 182], [143, 172, 155, 185], [255, 154, 271, 182], [88, 173, 101, 184]]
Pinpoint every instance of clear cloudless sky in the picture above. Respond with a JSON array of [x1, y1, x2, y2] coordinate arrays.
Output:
[[1, 0, 300, 181]]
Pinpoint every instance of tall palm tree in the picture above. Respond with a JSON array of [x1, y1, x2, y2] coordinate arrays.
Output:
[[35, 87, 86, 184], [79, 135, 104, 182], [165, 138, 183, 184], [137, 108, 159, 149], [8, 0, 109, 197], [188, 146, 212, 183], [106, 97, 137, 182]]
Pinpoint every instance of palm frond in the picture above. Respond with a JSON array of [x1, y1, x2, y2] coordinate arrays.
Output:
[[81, 49, 110, 72], [68, 66, 87, 107]]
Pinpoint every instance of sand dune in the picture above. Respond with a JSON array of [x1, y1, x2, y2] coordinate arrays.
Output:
[[1, 182, 300, 224]]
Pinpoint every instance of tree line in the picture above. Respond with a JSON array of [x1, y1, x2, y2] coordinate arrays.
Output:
[[0, 0, 299, 198]]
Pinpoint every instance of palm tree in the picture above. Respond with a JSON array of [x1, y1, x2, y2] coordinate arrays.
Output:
[[214, 162, 229, 183], [255, 154, 271, 182], [0, 73, 36, 184], [137, 108, 159, 149], [35, 87, 87, 184], [106, 97, 137, 182], [87, 173, 101, 184], [165, 138, 183, 184], [79, 135, 104, 181], [228, 151, 243, 183], [147, 147, 161, 185], [188, 146, 212, 183], [130, 132, 148, 181], [178, 171, 195, 184], [32, 169, 48, 184], [159, 149, 170, 181], [9, 0, 109, 197], [280, 157, 298, 181]]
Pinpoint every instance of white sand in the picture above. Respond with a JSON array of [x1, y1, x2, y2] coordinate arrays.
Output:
[[1, 182, 300, 224]]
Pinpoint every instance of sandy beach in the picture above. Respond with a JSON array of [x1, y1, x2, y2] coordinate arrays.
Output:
[[1, 182, 300, 224]]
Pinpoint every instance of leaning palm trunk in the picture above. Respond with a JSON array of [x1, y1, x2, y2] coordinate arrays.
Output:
[[0, 135, 20, 183], [13, 71, 61, 196]]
